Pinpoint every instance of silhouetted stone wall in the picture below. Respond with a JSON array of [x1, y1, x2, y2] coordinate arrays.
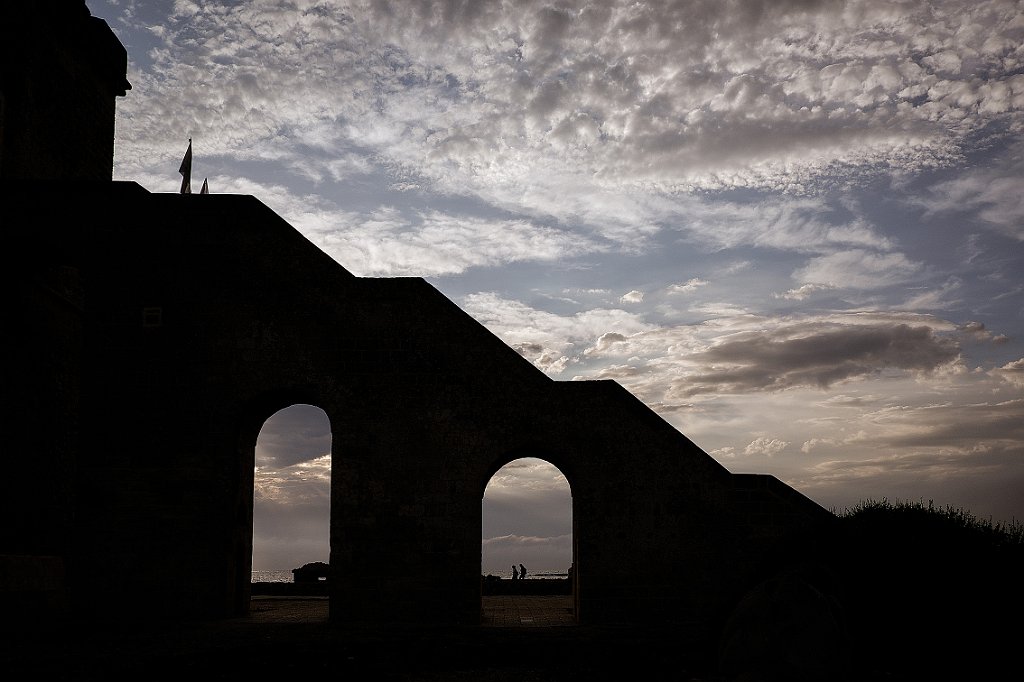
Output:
[[0, 2, 129, 181], [1, 1, 835, 638], [3, 182, 833, 633]]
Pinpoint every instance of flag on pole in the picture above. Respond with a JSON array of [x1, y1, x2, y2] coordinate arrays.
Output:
[[200, 178, 209, 194], [179, 138, 192, 194]]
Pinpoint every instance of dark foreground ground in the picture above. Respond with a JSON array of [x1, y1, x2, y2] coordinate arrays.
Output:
[[0, 596, 968, 682], [2, 598, 714, 682]]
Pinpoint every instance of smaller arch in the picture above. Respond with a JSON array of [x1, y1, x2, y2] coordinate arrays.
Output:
[[480, 455, 577, 626]]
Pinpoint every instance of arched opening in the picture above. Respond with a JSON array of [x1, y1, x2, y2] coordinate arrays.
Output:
[[481, 457, 576, 626], [250, 404, 331, 618]]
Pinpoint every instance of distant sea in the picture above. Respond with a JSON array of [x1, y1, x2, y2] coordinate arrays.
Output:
[[251, 569, 567, 583], [484, 570, 568, 580], [251, 570, 294, 583]]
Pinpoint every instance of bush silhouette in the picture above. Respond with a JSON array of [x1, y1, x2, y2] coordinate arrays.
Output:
[[828, 499, 1020, 677]]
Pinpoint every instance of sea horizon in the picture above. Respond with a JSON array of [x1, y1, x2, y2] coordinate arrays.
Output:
[[252, 568, 569, 583]]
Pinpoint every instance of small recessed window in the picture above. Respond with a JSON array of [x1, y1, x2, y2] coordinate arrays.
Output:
[[142, 307, 163, 327]]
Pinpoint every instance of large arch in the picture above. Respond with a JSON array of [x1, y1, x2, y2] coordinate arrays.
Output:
[[252, 404, 332, 578], [232, 390, 337, 616]]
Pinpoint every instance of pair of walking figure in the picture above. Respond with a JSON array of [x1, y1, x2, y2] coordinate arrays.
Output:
[[511, 563, 527, 580]]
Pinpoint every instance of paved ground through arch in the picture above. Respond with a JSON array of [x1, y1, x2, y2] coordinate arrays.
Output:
[[480, 595, 575, 627], [481, 595, 575, 627], [249, 595, 575, 627]]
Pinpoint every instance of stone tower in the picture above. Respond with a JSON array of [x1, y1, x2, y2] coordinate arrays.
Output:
[[0, 1, 130, 181]]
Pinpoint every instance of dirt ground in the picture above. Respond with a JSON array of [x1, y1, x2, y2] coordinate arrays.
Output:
[[1, 598, 940, 681], [2, 598, 718, 681]]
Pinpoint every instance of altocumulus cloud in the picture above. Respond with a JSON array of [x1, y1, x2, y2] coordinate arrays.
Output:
[[157, 175, 602, 277], [744, 437, 790, 457], [311, 208, 602, 277], [113, 0, 1024, 241], [356, 0, 1024, 191], [462, 292, 655, 374], [674, 198, 894, 254], [94, 0, 1024, 539], [916, 140, 1024, 242], [993, 359, 1024, 388]]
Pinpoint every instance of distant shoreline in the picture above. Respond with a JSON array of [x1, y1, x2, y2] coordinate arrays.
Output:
[[250, 577, 571, 597], [251, 581, 328, 596]]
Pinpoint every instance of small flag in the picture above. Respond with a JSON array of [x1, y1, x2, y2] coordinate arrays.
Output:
[[179, 138, 192, 194], [200, 178, 209, 194]]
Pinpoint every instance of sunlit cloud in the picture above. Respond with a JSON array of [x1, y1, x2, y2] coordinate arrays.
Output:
[[485, 458, 573, 497], [744, 437, 790, 457], [793, 250, 924, 290], [993, 358, 1024, 388], [315, 208, 603, 277], [480, 533, 573, 575], [668, 278, 709, 294], [463, 292, 654, 374], [801, 431, 868, 453], [775, 283, 837, 300]]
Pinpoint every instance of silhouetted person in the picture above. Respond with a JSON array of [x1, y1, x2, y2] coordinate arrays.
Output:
[[519, 563, 527, 580], [511, 564, 518, 580]]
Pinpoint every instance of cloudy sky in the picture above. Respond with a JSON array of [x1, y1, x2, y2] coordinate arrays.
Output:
[[89, 0, 1024, 572]]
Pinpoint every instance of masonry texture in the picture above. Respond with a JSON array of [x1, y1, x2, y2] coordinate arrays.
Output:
[[1, 1, 834, 643]]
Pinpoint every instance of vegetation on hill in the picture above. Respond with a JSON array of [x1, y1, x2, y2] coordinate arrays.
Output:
[[837, 497, 1023, 545], [830, 498, 1021, 679]]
